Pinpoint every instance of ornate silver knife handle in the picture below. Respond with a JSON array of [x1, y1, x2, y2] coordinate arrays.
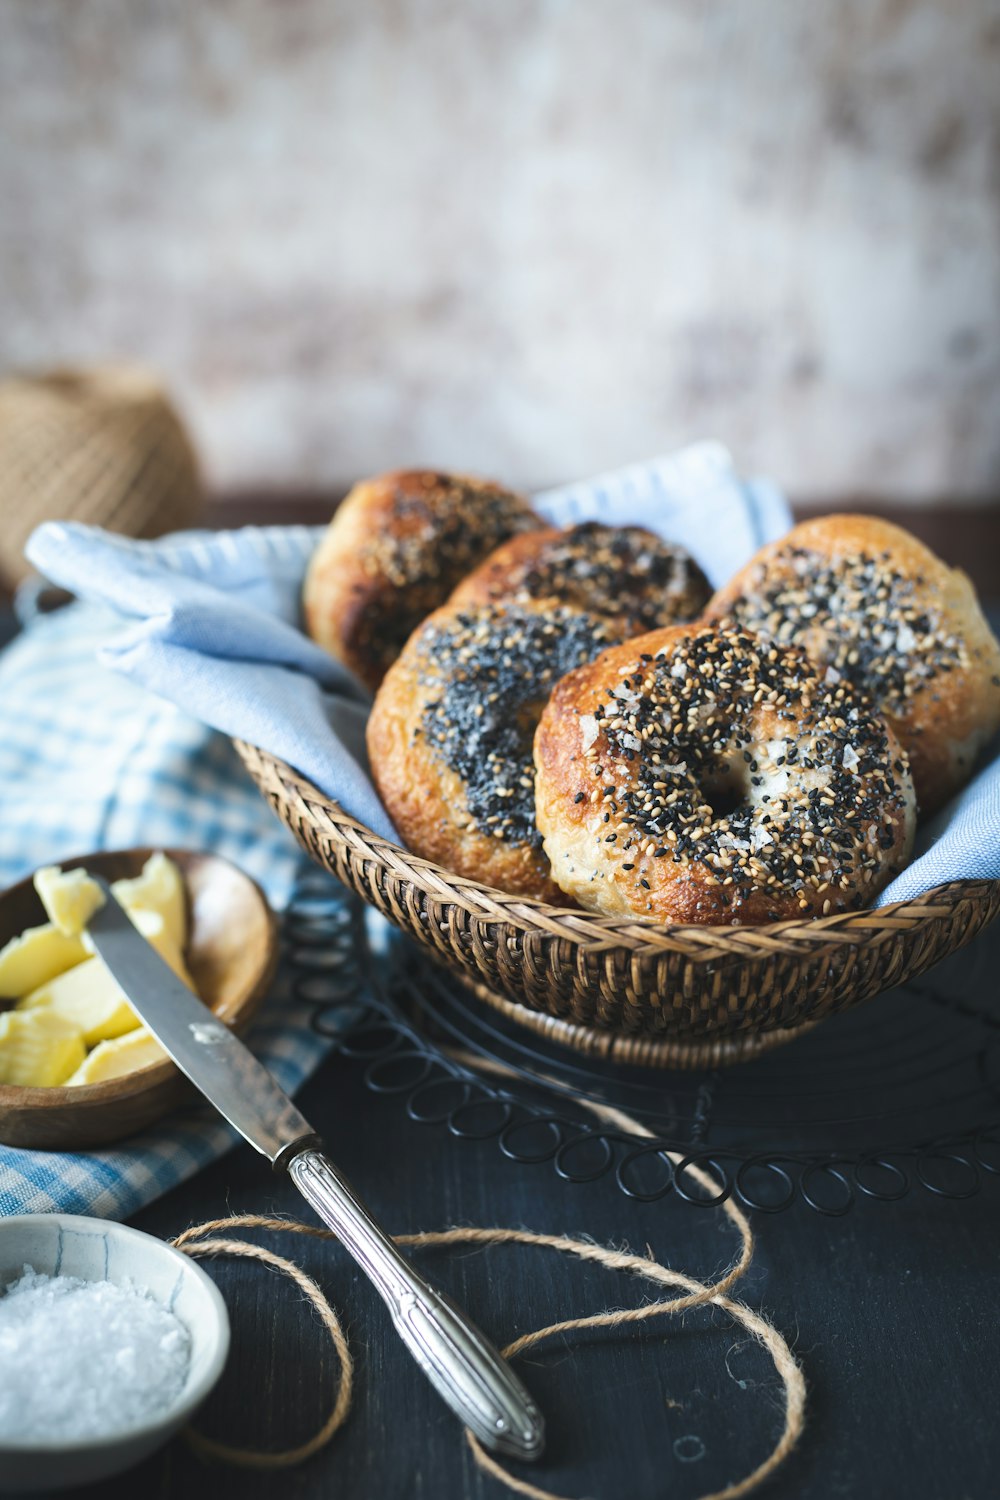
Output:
[[288, 1147, 545, 1460]]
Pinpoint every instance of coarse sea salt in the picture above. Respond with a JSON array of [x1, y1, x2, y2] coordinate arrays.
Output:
[[0, 1266, 192, 1442], [579, 714, 599, 750]]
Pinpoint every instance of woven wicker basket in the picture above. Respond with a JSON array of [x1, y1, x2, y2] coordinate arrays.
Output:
[[235, 742, 1000, 1067]]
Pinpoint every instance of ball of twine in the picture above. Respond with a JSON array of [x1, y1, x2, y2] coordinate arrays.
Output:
[[0, 364, 203, 589]]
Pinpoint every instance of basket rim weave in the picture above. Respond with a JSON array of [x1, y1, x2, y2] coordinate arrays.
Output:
[[234, 740, 1000, 963]]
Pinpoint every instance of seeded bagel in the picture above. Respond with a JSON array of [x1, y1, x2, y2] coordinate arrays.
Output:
[[450, 522, 711, 637], [367, 598, 617, 901], [705, 515, 1000, 814], [304, 470, 540, 692], [534, 623, 916, 925]]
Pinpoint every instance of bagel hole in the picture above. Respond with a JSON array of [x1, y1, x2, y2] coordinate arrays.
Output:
[[703, 783, 744, 821], [701, 765, 749, 822]]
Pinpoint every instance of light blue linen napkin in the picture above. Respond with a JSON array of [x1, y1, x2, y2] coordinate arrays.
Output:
[[23, 442, 1000, 908]]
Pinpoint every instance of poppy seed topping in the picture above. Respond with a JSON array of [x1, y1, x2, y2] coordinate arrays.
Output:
[[416, 602, 616, 848]]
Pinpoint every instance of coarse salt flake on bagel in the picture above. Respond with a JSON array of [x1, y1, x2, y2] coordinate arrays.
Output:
[[534, 622, 917, 925]]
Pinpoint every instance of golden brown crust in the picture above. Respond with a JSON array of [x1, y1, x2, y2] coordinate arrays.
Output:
[[450, 522, 711, 636], [303, 470, 539, 692], [706, 515, 1000, 814], [534, 622, 916, 926], [367, 598, 617, 902]]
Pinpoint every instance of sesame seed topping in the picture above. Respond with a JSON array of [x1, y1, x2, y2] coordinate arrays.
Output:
[[717, 547, 968, 718], [346, 473, 537, 678], [572, 625, 909, 913], [467, 522, 711, 634]]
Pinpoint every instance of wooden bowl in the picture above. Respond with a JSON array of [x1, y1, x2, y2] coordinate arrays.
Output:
[[0, 849, 278, 1149], [234, 742, 1000, 1067]]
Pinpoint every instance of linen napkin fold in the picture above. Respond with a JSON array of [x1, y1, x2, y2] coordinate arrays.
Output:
[[24, 443, 1000, 909]]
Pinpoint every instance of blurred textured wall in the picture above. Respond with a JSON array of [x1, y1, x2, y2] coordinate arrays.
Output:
[[1, 0, 998, 502]]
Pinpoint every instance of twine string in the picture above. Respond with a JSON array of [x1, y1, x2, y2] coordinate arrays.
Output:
[[174, 1232, 353, 1469], [171, 1202, 804, 1500]]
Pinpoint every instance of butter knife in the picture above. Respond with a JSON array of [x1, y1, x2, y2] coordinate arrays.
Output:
[[84, 880, 544, 1461]]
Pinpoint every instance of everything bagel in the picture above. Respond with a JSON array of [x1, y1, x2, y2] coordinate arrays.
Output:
[[534, 623, 916, 924]]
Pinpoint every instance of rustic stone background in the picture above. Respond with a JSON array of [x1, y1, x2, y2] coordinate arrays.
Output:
[[1, 0, 998, 505]]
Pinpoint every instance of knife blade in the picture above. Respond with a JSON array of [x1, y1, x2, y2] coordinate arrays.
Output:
[[84, 879, 544, 1461], [86, 883, 317, 1163]]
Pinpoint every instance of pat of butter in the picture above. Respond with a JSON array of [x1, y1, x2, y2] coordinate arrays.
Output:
[[111, 853, 187, 950], [19, 959, 143, 1047], [33, 867, 106, 938], [82, 908, 197, 990], [65, 1028, 168, 1086], [0, 1008, 86, 1087], [0, 924, 88, 1000], [22, 911, 197, 1047]]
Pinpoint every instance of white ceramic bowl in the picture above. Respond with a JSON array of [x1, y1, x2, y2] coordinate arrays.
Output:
[[0, 1214, 230, 1492]]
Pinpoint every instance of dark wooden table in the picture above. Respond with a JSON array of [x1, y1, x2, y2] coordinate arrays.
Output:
[[62, 1031, 1000, 1500]]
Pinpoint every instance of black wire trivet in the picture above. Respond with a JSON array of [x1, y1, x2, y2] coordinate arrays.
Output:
[[284, 867, 1000, 1217]]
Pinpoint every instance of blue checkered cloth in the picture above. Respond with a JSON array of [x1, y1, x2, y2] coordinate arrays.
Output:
[[0, 591, 341, 1219]]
